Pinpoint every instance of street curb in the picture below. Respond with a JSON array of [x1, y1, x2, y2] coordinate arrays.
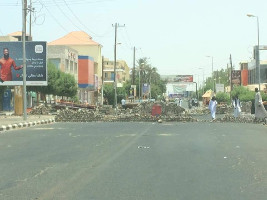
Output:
[[0, 118, 55, 133]]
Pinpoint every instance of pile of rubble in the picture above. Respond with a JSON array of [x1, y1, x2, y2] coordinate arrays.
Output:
[[240, 101, 252, 113], [29, 104, 52, 115], [55, 101, 195, 123]]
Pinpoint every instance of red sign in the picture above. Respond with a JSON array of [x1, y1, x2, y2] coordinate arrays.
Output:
[[173, 75, 193, 82]]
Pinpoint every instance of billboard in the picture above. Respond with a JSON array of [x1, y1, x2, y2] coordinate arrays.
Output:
[[0, 41, 47, 86], [142, 83, 150, 97], [231, 70, 241, 87], [216, 84, 224, 93], [173, 75, 193, 82], [166, 82, 196, 98]]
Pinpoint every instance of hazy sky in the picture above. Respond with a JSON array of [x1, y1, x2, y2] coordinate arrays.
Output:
[[1, 0, 267, 81]]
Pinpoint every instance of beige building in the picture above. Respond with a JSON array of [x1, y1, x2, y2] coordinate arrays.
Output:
[[47, 45, 79, 82], [103, 58, 130, 87], [48, 31, 102, 91]]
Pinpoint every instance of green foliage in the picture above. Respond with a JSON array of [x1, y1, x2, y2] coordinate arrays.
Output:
[[28, 62, 77, 98], [262, 92, 267, 101], [231, 86, 254, 102], [129, 57, 166, 99], [103, 84, 114, 105], [117, 87, 126, 103], [151, 84, 162, 99], [204, 67, 230, 93], [216, 92, 230, 104], [56, 73, 77, 97]]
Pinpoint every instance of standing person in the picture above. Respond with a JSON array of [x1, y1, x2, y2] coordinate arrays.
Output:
[[179, 98, 182, 107], [121, 98, 126, 109], [232, 96, 241, 118], [0, 48, 23, 82], [254, 88, 267, 119], [208, 96, 217, 120]]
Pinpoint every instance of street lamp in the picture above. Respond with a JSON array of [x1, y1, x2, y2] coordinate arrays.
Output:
[[198, 67, 205, 96], [206, 56, 214, 92], [247, 13, 260, 91]]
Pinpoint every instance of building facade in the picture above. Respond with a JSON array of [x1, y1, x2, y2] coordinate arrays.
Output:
[[48, 31, 102, 104], [103, 58, 130, 87], [47, 45, 78, 81], [246, 46, 267, 89]]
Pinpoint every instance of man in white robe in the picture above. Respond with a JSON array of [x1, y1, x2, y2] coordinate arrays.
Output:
[[232, 96, 241, 118], [209, 96, 217, 120], [255, 88, 267, 119]]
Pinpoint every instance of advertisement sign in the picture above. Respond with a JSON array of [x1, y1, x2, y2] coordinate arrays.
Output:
[[216, 84, 224, 93], [173, 75, 193, 82], [231, 70, 241, 86], [142, 83, 150, 97], [0, 41, 47, 86]]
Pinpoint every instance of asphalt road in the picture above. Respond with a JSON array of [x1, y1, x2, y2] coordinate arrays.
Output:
[[0, 121, 266, 200]]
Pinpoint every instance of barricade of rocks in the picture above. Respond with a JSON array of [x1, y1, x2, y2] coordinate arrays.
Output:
[[199, 114, 265, 124], [29, 104, 51, 115], [216, 104, 232, 114], [240, 101, 252, 113], [55, 107, 196, 123]]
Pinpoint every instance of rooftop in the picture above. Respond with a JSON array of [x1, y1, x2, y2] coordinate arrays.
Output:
[[49, 31, 100, 46]]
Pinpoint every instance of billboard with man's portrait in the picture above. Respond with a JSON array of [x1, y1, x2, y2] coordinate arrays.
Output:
[[0, 41, 47, 86]]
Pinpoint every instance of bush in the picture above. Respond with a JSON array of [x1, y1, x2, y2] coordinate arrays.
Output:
[[232, 86, 254, 102], [216, 92, 230, 104]]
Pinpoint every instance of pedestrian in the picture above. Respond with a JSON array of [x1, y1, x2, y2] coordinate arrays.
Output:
[[232, 95, 241, 118], [254, 88, 267, 119], [179, 98, 182, 107], [121, 98, 126, 109], [208, 96, 217, 120]]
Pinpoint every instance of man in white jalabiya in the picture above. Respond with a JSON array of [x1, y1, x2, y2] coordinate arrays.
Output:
[[232, 96, 241, 118], [254, 88, 267, 119], [209, 96, 217, 120]]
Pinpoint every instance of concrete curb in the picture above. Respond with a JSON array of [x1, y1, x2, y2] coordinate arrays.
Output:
[[0, 118, 55, 133]]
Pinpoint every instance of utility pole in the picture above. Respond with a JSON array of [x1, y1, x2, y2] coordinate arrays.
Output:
[[22, 0, 27, 120], [230, 54, 233, 101], [29, 0, 32, 38], [132, 46, 135, 84], [101, 56, 104, 105], [112, 23, 125, 109]]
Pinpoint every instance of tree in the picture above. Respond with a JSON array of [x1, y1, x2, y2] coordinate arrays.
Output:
[[103, 84, 114, 105], [56, 72, 77, 98], [28, 62, 77, 100], [130, 57, 166, 99], [28, 62, 60, 97], [216, 92, 230, 104]]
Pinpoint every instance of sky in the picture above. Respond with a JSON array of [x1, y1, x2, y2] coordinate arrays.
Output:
[[1, 0, 267, 81]]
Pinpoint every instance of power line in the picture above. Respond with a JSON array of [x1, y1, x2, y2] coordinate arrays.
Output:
[[51, 0, 81, 31], [0, 0, 115, 7], [62, 0, 99, 36], [37, 0, 69, 33]]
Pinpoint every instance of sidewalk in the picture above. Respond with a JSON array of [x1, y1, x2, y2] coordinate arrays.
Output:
[[0, 112, 55, 132]]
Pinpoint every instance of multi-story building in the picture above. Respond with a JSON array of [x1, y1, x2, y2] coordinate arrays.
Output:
[[246, 46, 267, 90], [103, 58, 130, 87], [48, 31, 102, 104], [47, 45, 78, 81]]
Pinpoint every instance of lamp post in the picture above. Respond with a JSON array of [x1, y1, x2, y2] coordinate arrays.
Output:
[[198, 67, 205, 96], [247, 14, 260, 91], [206, 56, 214, 92]]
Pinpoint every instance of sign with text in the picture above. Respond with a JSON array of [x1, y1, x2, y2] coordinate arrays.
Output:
[[0, 41, 47, 86], [173, 75, 193, 82], [142, 83, 150, 97], [231, 70, 241, 87], [216, 84, 224, 93]]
